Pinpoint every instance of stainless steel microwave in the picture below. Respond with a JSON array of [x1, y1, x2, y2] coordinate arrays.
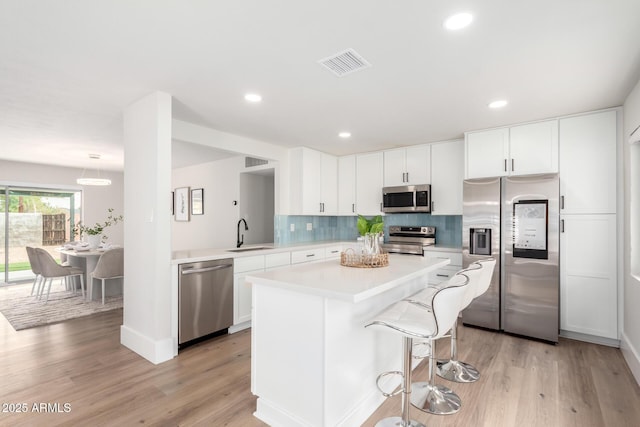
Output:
[[382, 184, 431, 213]]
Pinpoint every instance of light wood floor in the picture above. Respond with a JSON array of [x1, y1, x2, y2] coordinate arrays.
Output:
[[0, 309, 639, 427]]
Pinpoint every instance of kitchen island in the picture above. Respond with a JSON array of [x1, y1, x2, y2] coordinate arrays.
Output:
[[246, 254, 449, 427]]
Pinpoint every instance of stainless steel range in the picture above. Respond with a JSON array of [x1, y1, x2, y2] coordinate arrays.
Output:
[[382, 226, 435, 255]]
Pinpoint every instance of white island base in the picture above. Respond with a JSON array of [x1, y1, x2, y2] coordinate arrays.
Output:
[[247, 255, 449, 427]]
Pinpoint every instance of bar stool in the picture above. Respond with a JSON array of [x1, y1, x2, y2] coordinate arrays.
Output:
[[437, 258, 496, 383], [366, 273, 471, 425]]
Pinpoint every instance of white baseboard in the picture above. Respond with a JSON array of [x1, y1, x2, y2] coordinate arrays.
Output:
[[120, 325, 175, 364], [620, 332, 640, 387], [559, 329, 620, 347], [229, 321, 251, 334]]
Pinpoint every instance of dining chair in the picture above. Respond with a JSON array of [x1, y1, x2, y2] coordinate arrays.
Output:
[[34, 248, 85, 302], [25, 246, 43, 296], [90, 248, 124, 304]]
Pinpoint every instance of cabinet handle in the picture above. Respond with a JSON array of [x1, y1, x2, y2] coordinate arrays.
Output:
[[561, 219, 564, 233], [352, 203, 355, 213], [431, 201, 435, 212], [380, 202, 383, 211], [405, 172, 409, 183], [504, 159, 507, 172], [436, 273, 450, 278], [306, 254, 315, 258], [561, 196, 564, 210], [511, 159, 514, 172]]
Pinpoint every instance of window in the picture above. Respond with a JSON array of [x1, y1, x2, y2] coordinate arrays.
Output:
[[1, 186, 81, 285]]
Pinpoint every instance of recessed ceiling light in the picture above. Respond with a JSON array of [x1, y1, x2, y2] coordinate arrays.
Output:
[[444, 12, 473, 30], [488, 100, 508, 109], [338, 132, 351, 139], [244, 93, 262, 103]]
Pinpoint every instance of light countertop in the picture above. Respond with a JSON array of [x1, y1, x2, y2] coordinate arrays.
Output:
[[246, 254, 449, 303], [424, 245, 462, 253], [171, 240, 350, 264]]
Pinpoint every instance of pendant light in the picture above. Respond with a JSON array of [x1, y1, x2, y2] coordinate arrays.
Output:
[[77, 153, 111, 186]]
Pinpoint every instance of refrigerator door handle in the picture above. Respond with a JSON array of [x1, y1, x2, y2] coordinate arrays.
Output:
[[561, 195, 565, 210], [561, 219, 565, 233]]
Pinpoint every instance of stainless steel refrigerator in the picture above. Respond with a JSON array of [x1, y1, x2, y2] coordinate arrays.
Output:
[[461, 174, 559, 343]]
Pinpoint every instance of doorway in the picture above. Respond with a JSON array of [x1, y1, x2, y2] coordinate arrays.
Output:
[[239, 168, 275, 245], [1, 186, 81, 285]]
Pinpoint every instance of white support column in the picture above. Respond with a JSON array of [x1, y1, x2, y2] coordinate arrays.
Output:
[[120, 91, 174, 364]]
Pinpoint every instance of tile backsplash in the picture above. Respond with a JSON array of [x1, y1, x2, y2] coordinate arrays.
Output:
[[274, 214, 462, 247]]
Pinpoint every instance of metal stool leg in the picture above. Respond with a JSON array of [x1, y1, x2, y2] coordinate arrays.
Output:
[[410, 337, 462, 415], [375, 337, 426, 427], [437, 319, 480, 383]]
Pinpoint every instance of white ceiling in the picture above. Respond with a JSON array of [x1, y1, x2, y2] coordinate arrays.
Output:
[[1, 1, 640, 172]]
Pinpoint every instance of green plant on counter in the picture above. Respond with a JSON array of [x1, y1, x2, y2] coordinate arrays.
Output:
[[357, 215, 384, 236]]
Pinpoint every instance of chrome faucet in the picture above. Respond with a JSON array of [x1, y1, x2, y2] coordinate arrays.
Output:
[[237, 218, 249, 248]]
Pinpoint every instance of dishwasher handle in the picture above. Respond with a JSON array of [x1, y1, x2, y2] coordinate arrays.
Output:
[[181, 264, 233, 275]]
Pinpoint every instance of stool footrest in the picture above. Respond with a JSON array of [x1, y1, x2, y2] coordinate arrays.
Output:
[[376, 370, 404, 397]]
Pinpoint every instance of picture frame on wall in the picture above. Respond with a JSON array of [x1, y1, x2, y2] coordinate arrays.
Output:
[[191, 188, 204, 215], [175, 187, 190, 221]]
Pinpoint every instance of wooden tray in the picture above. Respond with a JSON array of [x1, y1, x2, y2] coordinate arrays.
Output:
[[340, 249, 389, 268]]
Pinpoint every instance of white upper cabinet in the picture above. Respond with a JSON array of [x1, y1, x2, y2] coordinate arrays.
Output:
[[289, 147, 337, 215], [559, 110, 617, 215], [356, 152, 384, 216], [509, 120, 559, 175], [338, 155, 357, 215], [465, 120, 558, 179], [383, 145, 430, 186], [430, 139, 464, 215], [465, 128, 509, 178]]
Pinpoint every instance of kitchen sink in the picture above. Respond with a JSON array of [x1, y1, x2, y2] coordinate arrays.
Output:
[[226, 246, 274, 252]]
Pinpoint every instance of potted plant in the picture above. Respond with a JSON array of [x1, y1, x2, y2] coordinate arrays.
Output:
[[71, 208, 123, 248], [357, 215, 384, 255]]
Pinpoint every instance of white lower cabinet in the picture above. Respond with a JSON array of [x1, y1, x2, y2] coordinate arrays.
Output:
[[291, 248, 325, 264], [560, 214, 617, 339], [324, 245, 342, 259], [231, 245, 343, 332], [233, 255, 266, 327], [423, 249, 462, 285]]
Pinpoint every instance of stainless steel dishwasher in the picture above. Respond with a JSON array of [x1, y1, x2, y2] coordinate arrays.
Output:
[[179, 258, 234, 345]]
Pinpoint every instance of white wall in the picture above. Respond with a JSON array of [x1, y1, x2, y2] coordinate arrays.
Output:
[[622, 76, 640, 384], [172, 119, 290, 214], [0, 159, 124, 244], [171, 156, 245, 251], [240, 171, 275, 245]]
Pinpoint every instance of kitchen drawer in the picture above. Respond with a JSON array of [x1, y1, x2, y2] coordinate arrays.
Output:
[[265, 252, 291, 269], [324, 245, 342, 259], [234, 255, 265, 273], [428, 265, 461, 285], [424, 250, 462, 267], [291, 248, 324, 264]]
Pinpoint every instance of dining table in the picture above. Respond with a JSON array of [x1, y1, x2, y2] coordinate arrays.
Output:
[[57, 246, 123, 301]]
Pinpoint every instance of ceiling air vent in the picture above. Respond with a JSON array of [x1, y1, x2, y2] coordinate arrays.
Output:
[[318, 48, 371, 77], [245, 156, 268, 168]]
